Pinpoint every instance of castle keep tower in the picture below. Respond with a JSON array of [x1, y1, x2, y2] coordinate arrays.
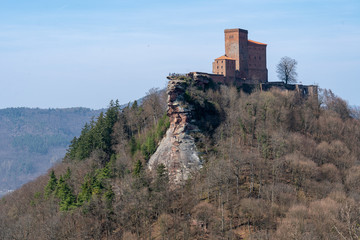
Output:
[[225, 28, 249, 79], [212, 28, 268, 83]]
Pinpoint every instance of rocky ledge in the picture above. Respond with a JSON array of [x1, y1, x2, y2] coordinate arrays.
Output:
[[148, 77, 202, 184]]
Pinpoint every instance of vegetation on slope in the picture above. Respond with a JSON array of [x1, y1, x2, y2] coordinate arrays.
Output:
[[0, 107, 101, 195], [1, 84, 360, 240]]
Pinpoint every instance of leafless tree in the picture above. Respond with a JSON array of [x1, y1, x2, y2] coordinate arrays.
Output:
[[276, 56, 298, 84]]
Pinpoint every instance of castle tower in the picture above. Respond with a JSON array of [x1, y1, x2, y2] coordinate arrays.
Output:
[[224, 28, 249, 79], [212, 28, 268, 83]]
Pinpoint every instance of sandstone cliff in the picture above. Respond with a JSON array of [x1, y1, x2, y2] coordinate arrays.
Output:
[[148, 77, 202, 184]]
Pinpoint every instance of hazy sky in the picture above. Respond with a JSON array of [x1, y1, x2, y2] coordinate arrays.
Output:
[[0, 0, 359, 109]]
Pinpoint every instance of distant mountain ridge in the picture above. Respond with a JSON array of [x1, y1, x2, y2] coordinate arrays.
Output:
[[0, 107, 102, 197]]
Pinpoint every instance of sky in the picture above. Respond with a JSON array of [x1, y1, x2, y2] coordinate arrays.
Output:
[[0, 0, 359, 109]]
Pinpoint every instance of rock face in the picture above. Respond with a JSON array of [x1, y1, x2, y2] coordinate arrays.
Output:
[[148, 78, 202, 184]]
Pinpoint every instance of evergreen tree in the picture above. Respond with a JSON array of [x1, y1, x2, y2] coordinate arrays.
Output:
[[154, 164, 169, 192], [133, 159, 143, 177], [131, 100, 138, 110], [44, 170, 57, 198], [77, 175, 93, 205], [66, 100, 120, 161], [55, 176, 77, 211]]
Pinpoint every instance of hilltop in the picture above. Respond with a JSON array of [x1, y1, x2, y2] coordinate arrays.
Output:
[[1, 77, 359, 239]]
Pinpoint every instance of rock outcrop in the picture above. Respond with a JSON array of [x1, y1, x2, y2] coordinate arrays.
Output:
[[148, 77, 202, 184]]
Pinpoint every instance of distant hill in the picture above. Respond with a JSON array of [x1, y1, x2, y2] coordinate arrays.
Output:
[[0, 107, 102, 197]]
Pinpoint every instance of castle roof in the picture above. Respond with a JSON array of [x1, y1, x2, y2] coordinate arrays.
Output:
[[248, 39, 267, 46], [215, 55, 236, 61]]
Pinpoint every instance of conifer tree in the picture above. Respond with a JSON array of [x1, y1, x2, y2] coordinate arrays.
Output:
[[44, 170, 57, 198], [133, 159, 143, 177], [55, 176, 77, 211]]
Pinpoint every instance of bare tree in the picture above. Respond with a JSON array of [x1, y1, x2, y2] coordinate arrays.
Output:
[[276, 56, 298, 84]]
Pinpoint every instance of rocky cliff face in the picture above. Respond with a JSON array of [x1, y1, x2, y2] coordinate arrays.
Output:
[[148, 78, 202, 184]]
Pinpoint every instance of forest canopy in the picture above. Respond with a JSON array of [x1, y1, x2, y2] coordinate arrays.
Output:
[[1, 85, 360, 240]]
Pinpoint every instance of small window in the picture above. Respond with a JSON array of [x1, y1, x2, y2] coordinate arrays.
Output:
[[221, 66, 223, 69]]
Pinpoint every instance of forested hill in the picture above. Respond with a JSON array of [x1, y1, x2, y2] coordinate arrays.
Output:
[[0, 107, 102, 197], [1, 83, 360, 239]]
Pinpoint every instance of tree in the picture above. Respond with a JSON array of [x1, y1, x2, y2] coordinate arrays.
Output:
[[276, 56, 298, 84], [55, 176, 77, 211], [44, 170, 57, 198], [65, 100, 120, 161], [133, 159, 143, 177]]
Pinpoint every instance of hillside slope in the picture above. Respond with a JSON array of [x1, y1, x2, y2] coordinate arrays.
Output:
[[0, 107, 101, 196], [1, 81, 360, 239]]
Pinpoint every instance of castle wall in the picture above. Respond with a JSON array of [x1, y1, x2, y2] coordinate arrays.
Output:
[[190, 72, 226, 85], [225, 60, 236, 77], [209, 74, 226, 83], [247, 68, 268, 83], [258, 82, 318, 97], [212, 59, 236, 77], [248, 41, 267, 83], [188, 73, 317, 98], [212, 59, 225, 75]]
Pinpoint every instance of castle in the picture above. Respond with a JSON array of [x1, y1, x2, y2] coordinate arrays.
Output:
[[212, 28, 268, 83], [184, 28, 317, 97], [160, 28, 318, 183]]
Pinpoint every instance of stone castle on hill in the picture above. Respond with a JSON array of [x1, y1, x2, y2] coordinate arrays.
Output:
[[182, 28, 317, 97], [212, 28, 268, 83], [154, 28, 318, 184]]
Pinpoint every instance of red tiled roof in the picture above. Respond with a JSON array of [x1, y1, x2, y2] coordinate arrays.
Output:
[[215, 55, 236, 60], [248, 39, 267, 46]]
